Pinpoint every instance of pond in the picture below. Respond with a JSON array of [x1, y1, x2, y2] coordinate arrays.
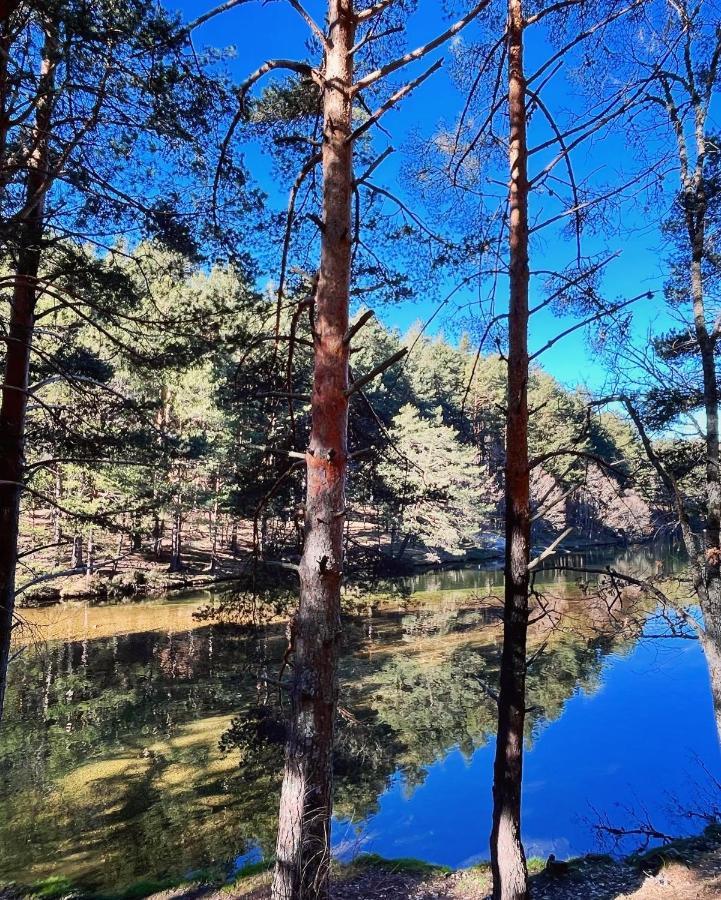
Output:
[[1, 541, 720, 893]]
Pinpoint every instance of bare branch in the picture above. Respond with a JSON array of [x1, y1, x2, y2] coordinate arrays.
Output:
[[353, 146, 394, 185], [287, 0, 328, 47], [347, 59, 442, 143], [185, 0, 254, 33], [355, 0, 396, 24], [529, 291, 653, 360], [353, 0, 490, 92], [527, 527, 573, 571], [343, 309, 375, 345], [345, 347, 407, 397]]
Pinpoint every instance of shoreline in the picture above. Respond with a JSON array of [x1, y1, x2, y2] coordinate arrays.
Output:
[[6, 824, 720, 900], [16, 533, 659, 609]]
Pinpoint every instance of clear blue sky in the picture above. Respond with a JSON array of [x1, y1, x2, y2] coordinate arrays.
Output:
[[174, 0, 677, 392]]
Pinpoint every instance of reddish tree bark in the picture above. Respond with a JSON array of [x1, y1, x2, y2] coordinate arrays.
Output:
[[0, 28, 55, 723], [271, 2, 354, 898], [490, 0, 530, 897]]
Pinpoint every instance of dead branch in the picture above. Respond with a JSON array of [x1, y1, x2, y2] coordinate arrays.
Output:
[[527, 527, 573, 571], [352, 0, 490, 92], [343, 308, 375, 344], [345, 347, 407, 397], [347, 59, 442, 143]]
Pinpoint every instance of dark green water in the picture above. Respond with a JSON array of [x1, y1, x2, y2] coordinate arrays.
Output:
[[1, 541, 719, 892]]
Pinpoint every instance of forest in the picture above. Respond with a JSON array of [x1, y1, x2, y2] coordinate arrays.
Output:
[[1, 1, 721, 900]]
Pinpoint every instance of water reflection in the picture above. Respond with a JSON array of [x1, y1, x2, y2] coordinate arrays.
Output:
[[402, 539, 688, 595], [1, 541, 717, 893]]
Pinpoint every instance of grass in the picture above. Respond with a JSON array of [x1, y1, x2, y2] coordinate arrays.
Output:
[[343, 852, 452, 876], [627, 821, 721, 872], [222, 860, 273, 893], [27, 876, 77, 900]]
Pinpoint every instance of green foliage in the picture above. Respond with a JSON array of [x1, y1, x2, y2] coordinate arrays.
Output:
[[378, 404, 488, 556]]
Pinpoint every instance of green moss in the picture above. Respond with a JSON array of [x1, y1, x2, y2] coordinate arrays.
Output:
[[110, 879, 182, 900], [345, 853, 452, 875], [23, 867, 228, 900], [28, 876, 77, 899]]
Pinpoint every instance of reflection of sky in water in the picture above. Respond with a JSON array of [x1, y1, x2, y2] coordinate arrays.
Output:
[[233, 844, 263, 873], [333, 631, 721, 865]]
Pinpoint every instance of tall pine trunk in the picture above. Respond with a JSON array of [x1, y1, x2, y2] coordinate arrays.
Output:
[[271, 3, 354, 897], [0, 30, 54, 723], [688, 189, 721, 745], [490, 1, 530, 897]]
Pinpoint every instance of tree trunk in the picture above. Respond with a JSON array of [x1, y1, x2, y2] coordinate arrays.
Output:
[[684, 86, 721, 741], [490, 2, 530, 898], [209, 474, 219, 573], [168, 508, 182, 573], [0, 30, 55, 724], [700, 621, 721, 745], [52, 465, 63, 567], [131, 514, 142, 551], [153, 512, 163, 558], [71, 534, 84, 569], [86, 529, 94, 580], [271, 4, 354, 898]]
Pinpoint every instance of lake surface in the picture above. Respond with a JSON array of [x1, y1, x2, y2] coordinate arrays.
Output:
[[2, 541, 720, 892]]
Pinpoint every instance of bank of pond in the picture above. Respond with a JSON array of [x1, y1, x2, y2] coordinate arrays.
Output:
[[2, 541, 720, 896]]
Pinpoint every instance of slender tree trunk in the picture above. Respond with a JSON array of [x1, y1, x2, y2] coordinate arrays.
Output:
[[688, 197, 721, 745], [131, 513, 142, 551], [86, 529, 94, 580], [209, 473, 219, 573], [0, 30, 54, 724], [71, 533, 83, 569], [490, 2, 530, 897], [52, 465, 63, 567], [153, 511, 163, 558], [169, 506, 182, 572], [271, 4, 354, 898]]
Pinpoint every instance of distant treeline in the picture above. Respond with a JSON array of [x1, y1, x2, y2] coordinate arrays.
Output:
[[15, 243, 677, 598]]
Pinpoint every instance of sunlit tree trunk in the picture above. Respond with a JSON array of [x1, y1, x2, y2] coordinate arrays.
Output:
[[490, 1, 530, 897], [665, 24, 721, 746], [271, 2, 354, 897], [686, 163, 721, 746], [0, 27, 55, 723]]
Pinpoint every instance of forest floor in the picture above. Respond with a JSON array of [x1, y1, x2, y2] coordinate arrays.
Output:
[[136, 827, 721, 900], [14, 514, 421, 606]]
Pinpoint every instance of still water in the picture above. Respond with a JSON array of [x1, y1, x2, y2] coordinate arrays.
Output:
[[2, 542, 720, 892]]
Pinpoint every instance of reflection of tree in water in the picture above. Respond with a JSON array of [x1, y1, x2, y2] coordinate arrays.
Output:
[[0, 624, 287, 890], [0, 596, 641, 892]]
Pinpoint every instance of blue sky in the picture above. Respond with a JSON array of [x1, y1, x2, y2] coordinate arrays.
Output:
[[175, 0, 679, 392]]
